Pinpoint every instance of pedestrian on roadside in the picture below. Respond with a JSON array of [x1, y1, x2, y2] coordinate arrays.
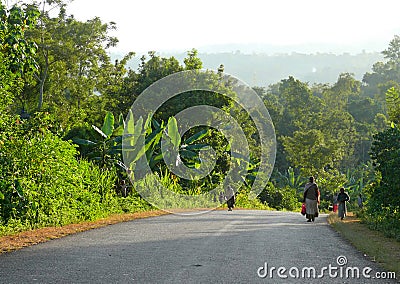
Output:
[[218, 192, 225, 204], [337, 187, 350, 220], [303, 176, 320, 222], [333, 193, 339, 212], [120, 179, 128, 197], [225, 185, 235, 211]]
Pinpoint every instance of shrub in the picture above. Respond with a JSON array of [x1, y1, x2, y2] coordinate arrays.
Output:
[[258, 183, 300, 211], [0, 122, 119, 233], [235, 188, 270, 210]]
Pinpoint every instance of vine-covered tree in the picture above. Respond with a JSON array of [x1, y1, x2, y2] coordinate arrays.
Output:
[[0, 1, 39, 114]]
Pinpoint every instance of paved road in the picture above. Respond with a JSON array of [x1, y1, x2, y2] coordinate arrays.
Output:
[[0, 210, 398, 283]]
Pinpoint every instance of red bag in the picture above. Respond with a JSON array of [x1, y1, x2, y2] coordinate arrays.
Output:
[[301, 203, 306, 215]]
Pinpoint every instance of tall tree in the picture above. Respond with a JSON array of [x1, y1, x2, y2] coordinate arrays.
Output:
[[0, 1, 39, 114], [279, 76, 317, 131], [362, 35, 400, 100], [385, 87, 400, 125], [24, 0, 119, 127], [184, 48, 203, 70], [134, 51, 183, 96], [369, 126, 400, 218], [325, 73, 360, 111]]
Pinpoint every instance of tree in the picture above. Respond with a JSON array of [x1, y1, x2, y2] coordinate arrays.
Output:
[[184, 48, 203, 70], [276, 75, 360, 192], [382, 35, 400, 64], [22, 0, 121, 130], [320, 74, 362, 168], [366, 83, 400, 237], [0, 1, 39, 114], [325, 73, 360, 111], [385, 87, 400, 124], [362, 35, 400, 99], [369, 126, 400, 216], [279, 76, 318, 133], [96, 52, 135, 114], [134, 51, 183, 95], [282, 129, 336, 176]]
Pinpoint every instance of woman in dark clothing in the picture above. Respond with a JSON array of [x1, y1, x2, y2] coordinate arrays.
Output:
[[225, 185, 235, 211], [337, 187, 350, 220], [303, 176, 320, 222]]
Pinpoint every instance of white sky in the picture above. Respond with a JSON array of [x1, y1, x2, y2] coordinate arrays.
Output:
[[27, 0, 400, 53]]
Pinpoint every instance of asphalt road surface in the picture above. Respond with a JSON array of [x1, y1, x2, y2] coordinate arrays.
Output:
[[0, 210, 398, 283]]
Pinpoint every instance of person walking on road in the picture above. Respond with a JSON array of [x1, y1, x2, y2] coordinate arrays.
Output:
[[303, 176, 320, 222], [337, 187, 350, 220], [225, 185, 235, 211]]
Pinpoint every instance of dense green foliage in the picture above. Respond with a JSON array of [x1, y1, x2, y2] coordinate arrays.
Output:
[[364, 87, 400, 240], [360, 40, 400, 240], [1, 0, 399, 239], [0, 1, 150, 236], [0, 117, 114, 228], [0, 1, 39, 113], [365, 126, 400, 240]]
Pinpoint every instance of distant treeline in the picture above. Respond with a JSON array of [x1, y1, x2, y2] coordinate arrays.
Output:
[[118, 51, 383, 86]]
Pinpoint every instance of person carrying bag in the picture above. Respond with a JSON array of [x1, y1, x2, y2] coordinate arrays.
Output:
[[303, 176, 320, 222]]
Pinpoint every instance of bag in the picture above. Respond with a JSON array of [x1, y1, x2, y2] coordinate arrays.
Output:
[[301, 203, 306, 215]]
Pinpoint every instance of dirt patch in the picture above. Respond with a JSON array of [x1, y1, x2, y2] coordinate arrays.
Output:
[[0, 210, 168, 254]]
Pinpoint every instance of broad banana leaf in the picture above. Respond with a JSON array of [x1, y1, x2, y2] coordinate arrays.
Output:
[[167, 117, 181, 149], [126, 110, 135, 134], [184, 128, 209, 144], [101, 111, 114, 138], [144, 113, 153, 135], [113, 125, 124, 136]]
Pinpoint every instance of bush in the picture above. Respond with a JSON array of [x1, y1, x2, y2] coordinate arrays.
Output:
[[258, 183, 300, 211], [235, 189, 271, 210], [362, 211, 400, 241], [0, 121, 120, 233], [362, 125, 400, 241]]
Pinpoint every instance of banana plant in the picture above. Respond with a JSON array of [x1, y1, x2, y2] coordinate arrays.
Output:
[[114, 111, 209, 182], [123, 110, 164, 179], [344, 168, 371, 194], [161, 116, 211, 171], [73, 111, 124, 169], [275, 167, 306, 190]]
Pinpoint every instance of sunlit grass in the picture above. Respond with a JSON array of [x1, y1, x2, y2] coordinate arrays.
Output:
[[328, 212, 400, 279]]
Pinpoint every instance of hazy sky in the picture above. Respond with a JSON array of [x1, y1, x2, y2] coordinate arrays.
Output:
[[52, 0, 400, 53]]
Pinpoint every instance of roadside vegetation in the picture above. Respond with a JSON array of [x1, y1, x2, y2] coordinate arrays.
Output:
[[328, 212, 400, 278], [0, 0, 399, 248]]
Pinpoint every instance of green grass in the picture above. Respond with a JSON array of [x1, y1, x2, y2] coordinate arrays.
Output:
[[328, 212, 400, 280]]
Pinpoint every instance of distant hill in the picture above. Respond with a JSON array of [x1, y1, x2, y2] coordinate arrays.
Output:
[[114, 51, 384, 87]]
